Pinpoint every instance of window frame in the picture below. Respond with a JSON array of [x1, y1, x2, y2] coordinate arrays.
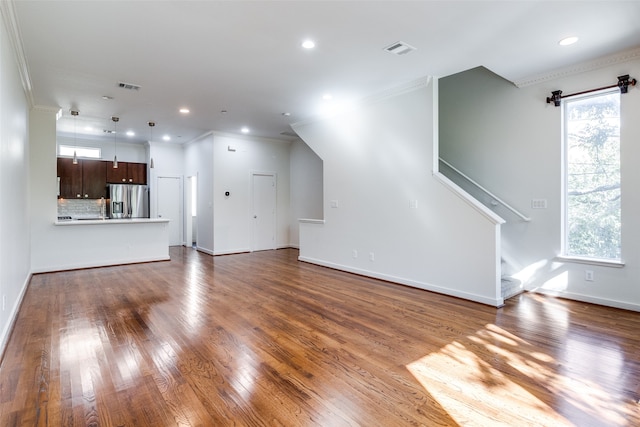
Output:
[[58, 145, 102, 160], [560, 88, 623, 265]]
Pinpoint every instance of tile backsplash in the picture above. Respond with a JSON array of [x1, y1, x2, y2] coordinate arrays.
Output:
[[58, 198, 107, 218]]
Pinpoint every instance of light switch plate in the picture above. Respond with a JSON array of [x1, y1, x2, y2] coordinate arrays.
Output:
[[531, 199, 547, 209]]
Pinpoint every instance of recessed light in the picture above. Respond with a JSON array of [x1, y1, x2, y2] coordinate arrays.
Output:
[[241, 127, 250, 134], [84, 126, 93, 132], [323, 93, 333, 101], [102, 95, 113, 100], [282, 112, 291, 117], [302, 39, 315, 49], [126, 131, 135, 137], [162, 135, 171, 141], [179, 108, 190, 114], [559, 36, 579, 46]]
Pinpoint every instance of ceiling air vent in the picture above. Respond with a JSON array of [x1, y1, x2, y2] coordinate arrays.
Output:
[[118, 81, 141, 91], [384, 41, 416, 56]]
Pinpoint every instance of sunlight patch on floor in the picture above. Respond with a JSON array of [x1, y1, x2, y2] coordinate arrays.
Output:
[[406, 324, 629, 426]]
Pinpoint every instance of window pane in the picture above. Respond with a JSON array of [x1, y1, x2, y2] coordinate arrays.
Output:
[[59, 145, 101, 159], [564, 91, 621, 260]]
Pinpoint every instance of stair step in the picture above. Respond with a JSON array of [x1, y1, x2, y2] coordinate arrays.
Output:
[[501, 276, 523, 300]]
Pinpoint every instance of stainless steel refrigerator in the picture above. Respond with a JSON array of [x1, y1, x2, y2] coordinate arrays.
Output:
[[108, 184, 149, 219]]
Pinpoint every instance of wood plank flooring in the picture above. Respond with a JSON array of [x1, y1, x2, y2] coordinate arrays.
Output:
[[1, 247, 639, 426]]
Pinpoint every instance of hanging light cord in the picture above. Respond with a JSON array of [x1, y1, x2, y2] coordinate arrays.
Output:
[[112, 116, 119, 168], [149, 121, 155, 168], [71, 110, 79, 164]]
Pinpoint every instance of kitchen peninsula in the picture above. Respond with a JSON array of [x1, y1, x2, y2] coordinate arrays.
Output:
[[30, 109, 172, 274], [43, 217, 170, 272], [46, 156, 171, 272]]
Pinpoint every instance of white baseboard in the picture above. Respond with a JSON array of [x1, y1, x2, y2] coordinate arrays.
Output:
[[529, 288, 640, 312], [195, 246, 214, 255], [31, 256, 171, 274], [298, 256, 504, 308], [0, 272, 31, 362], [213, 248, 250, 256]]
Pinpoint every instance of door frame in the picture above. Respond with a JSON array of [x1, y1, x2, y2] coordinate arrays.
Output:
[[156, 175, 183, 246], [185, 174, 198, 248], [250, 171, 277, 252]]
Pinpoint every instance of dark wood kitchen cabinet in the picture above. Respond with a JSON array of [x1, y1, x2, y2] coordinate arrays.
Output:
[[57, 157, 82, 199], [128, 162, 147, 184], [82, 159, 107, 198], [106, 161, 147, 185], [57, 158, 107, 199]]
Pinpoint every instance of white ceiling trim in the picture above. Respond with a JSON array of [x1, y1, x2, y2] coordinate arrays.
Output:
[[513, 47, 640, 88], [0, 0, 34, 107], [32, 105, 62, 114], [292, 75, 433, 129], [362, 75, 433, 107]]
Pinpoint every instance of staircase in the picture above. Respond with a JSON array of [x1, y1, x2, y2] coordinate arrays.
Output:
[[501, 276, 523, 300], [439, 158, 529, 301]]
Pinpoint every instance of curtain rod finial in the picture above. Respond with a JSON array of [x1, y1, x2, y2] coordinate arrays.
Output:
[[547, 90, 562, 107], [617, 75, 636, 94]]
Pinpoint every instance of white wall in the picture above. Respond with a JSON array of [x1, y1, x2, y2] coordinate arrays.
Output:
[[289, 138, 323, 247], [212, 133, 291, 254], [293, 78, 504, 306], [439, 60, 640, 311], [0, 11, 30, 354], [184, 133, 214, 254]]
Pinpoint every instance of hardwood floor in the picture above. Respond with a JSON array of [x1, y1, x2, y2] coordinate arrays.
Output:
[[1, 247, 639, 426]]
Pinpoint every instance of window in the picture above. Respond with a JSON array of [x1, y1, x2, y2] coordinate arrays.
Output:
[[58, 145, 101, 159], [563, 90, 621, 261]]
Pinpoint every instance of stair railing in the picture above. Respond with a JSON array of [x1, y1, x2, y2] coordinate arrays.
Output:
[[439, 158, 531, 222]]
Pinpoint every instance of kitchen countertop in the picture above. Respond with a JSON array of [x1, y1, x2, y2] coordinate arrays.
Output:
[[55, 218, 170, 226]]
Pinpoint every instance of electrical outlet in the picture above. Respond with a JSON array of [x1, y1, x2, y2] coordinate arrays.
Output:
[[369, 252, 375, 261], [352, 250, 358, 258], [330, 200, 339, 208], [585, 270, 594, 281]]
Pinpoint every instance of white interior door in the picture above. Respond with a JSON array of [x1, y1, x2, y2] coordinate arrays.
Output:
[[185, 176, 193, 248], [157, 176, 182, 246], [252, 173, 276, 251]]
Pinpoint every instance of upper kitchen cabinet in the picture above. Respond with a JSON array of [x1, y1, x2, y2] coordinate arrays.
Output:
[[106, 161, 147, 185], [82, 160, 107, 198], [57, 157, 82, 199], [106, 162, 127, 183], [57, 158, 108, 199]]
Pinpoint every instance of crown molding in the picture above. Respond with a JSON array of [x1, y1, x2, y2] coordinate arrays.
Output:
[[362, 75, 432, 105], [0, 0, 34, 107], [32, 105, 61, 114], [292, 75, 433, 129], [211, 130, 292, 145], [513, 47, 640, 88]]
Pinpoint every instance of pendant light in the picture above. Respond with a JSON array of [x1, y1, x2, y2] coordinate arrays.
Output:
[[148, 121, 155, 168], [71, 110, 79, 164], [111, 116, 119, 169]]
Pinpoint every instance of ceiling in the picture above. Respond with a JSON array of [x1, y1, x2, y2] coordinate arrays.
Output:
[[11, 1, 640, 145]]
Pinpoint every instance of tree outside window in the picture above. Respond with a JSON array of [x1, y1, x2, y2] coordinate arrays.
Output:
[[564, 91, 621, 260]]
